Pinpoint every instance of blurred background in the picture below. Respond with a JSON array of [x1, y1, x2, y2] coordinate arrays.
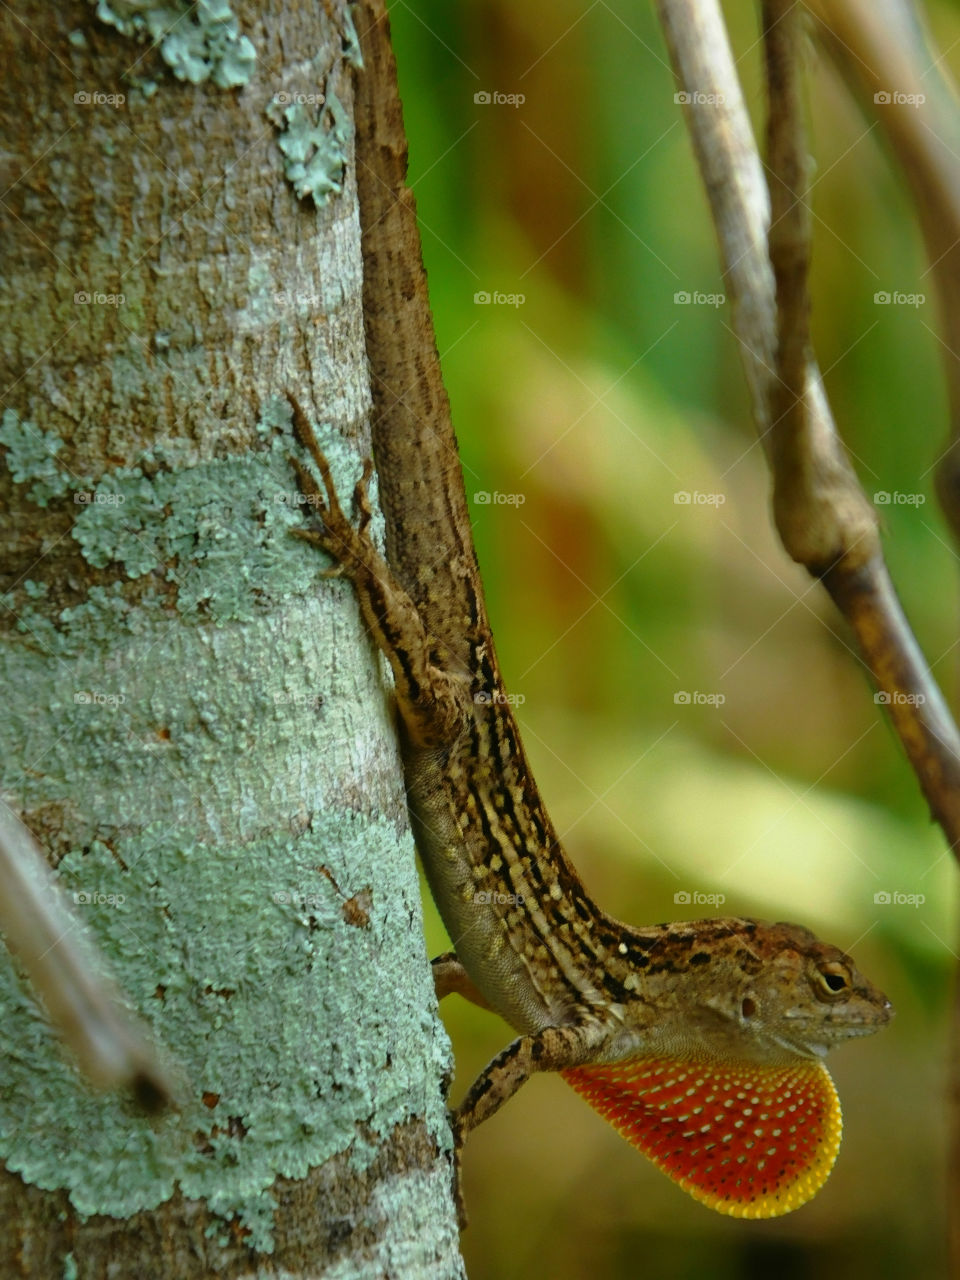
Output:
[[387, 1, 960, 1275]]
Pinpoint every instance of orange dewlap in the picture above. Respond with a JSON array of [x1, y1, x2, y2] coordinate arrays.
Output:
[[561, 1054, 842, 1218]]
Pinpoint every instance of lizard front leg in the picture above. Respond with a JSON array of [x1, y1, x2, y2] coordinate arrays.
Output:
[[454, 1023, 602, 1140], [448, 1023, 603, 1226], [287, 394, 470, 752], [431, 952, 494, 1011]]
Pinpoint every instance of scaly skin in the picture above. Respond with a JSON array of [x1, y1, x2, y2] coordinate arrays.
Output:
[[290, 0, 893, 1220], [288, 398, 890, 1219]]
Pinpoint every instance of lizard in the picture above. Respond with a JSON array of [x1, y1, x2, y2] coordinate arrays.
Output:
[[288, 0, 893, 1221]]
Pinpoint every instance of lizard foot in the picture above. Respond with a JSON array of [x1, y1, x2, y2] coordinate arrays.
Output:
[[286, 392, 376, 578]]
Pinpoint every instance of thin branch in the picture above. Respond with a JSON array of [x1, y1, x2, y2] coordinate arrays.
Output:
[[765, 0, 810, 430], [0, 800, 171, 1109], [655, 0, 960, 853], [805, 0, 960, 542]]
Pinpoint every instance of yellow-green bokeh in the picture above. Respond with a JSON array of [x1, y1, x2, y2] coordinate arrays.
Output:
[[389, 2, 960, 1275]]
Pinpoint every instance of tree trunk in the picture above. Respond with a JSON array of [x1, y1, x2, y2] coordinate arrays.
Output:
[[0, 2, 464, 1274]]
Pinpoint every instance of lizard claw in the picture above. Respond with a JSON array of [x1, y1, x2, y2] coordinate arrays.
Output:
[[354, 456, 375, 538], [286, 393, 376, 576]]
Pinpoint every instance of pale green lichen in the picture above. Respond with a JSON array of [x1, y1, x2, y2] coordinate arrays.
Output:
[[0, 818, 451, 1252], [273, 91, 351, 205], [342, 8, 363, 70], [2, 582, 157, 657], [0, 411, 454, 1253], [1, 398, 361, 624], [91, 0, 256, 89], [0, 409, 71, 506], [257, 392, 295, 439], [1, 409, 376, 635]]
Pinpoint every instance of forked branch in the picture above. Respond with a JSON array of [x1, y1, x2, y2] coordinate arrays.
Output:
[[655, 0, 960, 854]]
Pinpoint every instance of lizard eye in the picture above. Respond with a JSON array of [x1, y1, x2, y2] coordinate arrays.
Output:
[[814, 961, 851, 1000]]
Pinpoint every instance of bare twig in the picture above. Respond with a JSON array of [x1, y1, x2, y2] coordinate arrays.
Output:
[[799, 4, 960, 1266], [0, 800, 171, 1109], [765, 0, 811, 443], [654, 0, 960, 851], [805, 0, 960, 541]]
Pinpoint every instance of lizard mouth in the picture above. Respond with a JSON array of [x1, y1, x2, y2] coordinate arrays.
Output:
[[774, 1006, 893, 1058]]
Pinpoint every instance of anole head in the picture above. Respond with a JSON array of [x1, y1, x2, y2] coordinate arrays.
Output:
[[660, 919, 892, 1064], [563, 917, 892, 1218]]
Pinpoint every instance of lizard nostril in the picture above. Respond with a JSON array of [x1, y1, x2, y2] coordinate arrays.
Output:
[[741, 996, 757, 1019]]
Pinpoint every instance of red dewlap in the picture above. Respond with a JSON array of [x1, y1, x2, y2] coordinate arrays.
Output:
[[562, 1053, 842, 1218]]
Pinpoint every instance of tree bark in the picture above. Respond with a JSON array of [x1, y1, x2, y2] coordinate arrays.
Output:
[[0, 2, 463, 1274]]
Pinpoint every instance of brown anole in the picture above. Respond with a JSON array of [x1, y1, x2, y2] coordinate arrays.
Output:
[[289, 0, 892, 1220]]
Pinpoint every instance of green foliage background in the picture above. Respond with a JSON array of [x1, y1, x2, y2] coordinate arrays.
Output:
[[388, 2, 960, 1275]]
